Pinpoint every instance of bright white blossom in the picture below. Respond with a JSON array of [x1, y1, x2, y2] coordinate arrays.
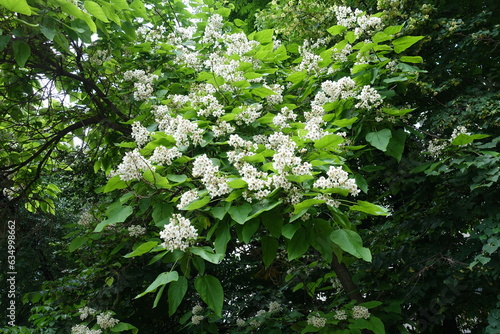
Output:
[[313, 166, 360, 196], [149, 146, 182, 166], [159, 214, 198, 252], [116, 149, 155, 181], [131, 121, 150, 148], [177, 189, 199, 209]]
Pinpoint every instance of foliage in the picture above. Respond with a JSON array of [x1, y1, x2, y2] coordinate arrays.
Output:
[[0, 0, 498, 333]]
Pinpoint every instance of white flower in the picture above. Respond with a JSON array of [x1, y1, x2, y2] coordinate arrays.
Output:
[[116, 149, 155, 181], [313, 166, 360, 196], [128, 225, 146, 237], [177, 189, 199, 209], [77, 210, 93, 227], [71, 324, 102, 334], [78, 306, 97, 320], [192, 304, 203, 315], [159, 214, 198, 252], [131, 121, 150, 148], [352, 305, 370, 319], [96, 311, 119, 329], [149, 146, 182, 166], [236, 318, 246, 327], [191, 314, 204, 325], [268, 301, 282, 313], [334, 309, 347, 320], [355, 85, 382, 109], [307, 314, 327, 328]]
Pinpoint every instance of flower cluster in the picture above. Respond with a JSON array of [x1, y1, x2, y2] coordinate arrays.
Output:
[[159, 214, 198, 252], [268, 301, 282, 313], [128, 225, 146, 237], [89, 49, 112, 66], [177, 189, 199, 210], [313, 166, 360, 196], [77, 210, 94, 227], [355, 85, 383, 110], [236, 318, 246, 327], [352, 305, 370, 319], [78, 306, 97, 320], [191, 315, 204, 325], [334, 6, 382, 38], [115, 149, 155, 181], [427, 138, 447, 158], [123, 69, 159, 101], [131, 121, 150, 148], [96, 311, 119, 329], [149, 145, 183, 166], [71, 324, 102, 334], [450, 126, 470, 142], [192, 154, 230, 198], [307, 314, 327, 328], [334, 309, 348, 321]]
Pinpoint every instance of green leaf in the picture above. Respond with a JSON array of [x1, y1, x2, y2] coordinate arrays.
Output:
[[386, 129, 406, 162], [124, 241, 158, 258], [254, 29, 273, 44], [95, 205, 133, 232], [261, 209, 283, 238], [351, 317, 385, 334], [381, 108, 414, 116], [383, 25, 403, 35], [191, 247, 224, 264], [392, 36, 425, 53], [287, 227, 309, 260], [282, 222, 301, 239], [241, 218, 259, 245], [195, 275, 224, 316], [293, 199, 324, 215], [214, 223, 230, 254], [168, 276, 188, 316], [252, 86, 277, 98], [103, 175, 128, 193], [84, 1, 109, 22], [400, 56, 423, 63], [183, 195, 210, 211], [330, 229, 372, 262], [286, 71, 307, 84], [69, 236, 88, 252], [110, 322, 138, 334], [372, 32, 392, 43], [314, 134, 344, 149], [227, 179, 248, 189], [40, 26, 57, 40], [13, 40, 31, 68], [327, 25, 347, 36], [0, 0, 31, 15], [136, 271, 178, 298], [350, 200, 389, 216], [450, 133, 490, 146], [261, 236, 279, 268], [366, 129, 392, 152], [228, 203, 253, 224]]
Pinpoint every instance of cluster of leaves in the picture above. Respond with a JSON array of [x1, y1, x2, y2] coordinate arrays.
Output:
[[1, 0, 498, 333]]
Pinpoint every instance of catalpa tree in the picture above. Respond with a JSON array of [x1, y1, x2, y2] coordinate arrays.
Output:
[[0, 0, 432, 333]]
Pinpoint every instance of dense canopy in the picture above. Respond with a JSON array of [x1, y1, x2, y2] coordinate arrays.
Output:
[[0, 0, 498, 333]]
